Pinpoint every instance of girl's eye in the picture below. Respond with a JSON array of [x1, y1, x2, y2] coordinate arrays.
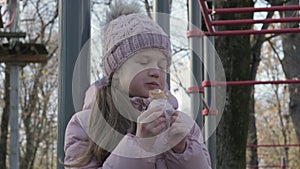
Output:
[[158, 60, 168, 70], [138, 59, 149, 65], [136, 56, 149, 65]]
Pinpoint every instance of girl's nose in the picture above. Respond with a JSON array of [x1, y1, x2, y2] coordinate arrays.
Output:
[[148, 68, 160, 78]]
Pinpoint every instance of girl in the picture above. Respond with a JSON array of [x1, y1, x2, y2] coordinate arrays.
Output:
[[64, 1, 211, 168]]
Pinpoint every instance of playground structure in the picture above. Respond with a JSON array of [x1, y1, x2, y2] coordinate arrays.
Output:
[[56, 0, 300, 169], [188, 0, 300, 168]]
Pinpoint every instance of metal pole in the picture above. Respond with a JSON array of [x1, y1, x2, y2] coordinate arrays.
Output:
[[189, 0, 203, 126], [203, 0, 217, 166], [9, 64, 19, 169], [8, 0, 20, 168], [204, 35, 216, 169], [153, 0, 170, 86], [153, 0, 170, 34], [58, 0, 90, 168], [281, 156, 286, 169]]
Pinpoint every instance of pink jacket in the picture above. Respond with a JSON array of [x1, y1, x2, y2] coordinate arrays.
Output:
[[64, 83, 212, 169]]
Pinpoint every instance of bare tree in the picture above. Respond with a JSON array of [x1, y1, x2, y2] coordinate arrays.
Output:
[[255, 41, 299, 167], [247, 0, 287, 166], [0, 66, 10, 169], [279, 0, 300, 144], [0, 0, 59, 169], [18, 0, 59, 167]]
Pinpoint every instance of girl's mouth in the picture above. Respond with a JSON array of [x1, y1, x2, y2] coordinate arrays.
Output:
[[146, 82, 160, 90]]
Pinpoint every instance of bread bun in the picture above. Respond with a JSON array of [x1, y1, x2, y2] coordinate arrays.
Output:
[[149, 89, 169, 100]]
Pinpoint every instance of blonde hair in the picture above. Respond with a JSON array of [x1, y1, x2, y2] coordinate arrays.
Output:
[[65, 83, 137, 167]]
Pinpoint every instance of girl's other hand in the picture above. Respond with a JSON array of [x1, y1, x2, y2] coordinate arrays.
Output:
[[168, 111, 190, 153]]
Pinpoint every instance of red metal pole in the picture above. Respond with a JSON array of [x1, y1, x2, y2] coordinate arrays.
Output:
[[187, 30, 206, 37], [207, 5, 300, 14], [211, 28, 300, 36], [198, 0, 214, 34], [215, 28, 298, 36], [212, 17, 300, 26], [187, 86, 204, 93], [247, 144, 300, 148], [247, 164, 288, 168], [187, 28, 300, 36], [187, 79, 300, 93], [202, 79, 300, 87]]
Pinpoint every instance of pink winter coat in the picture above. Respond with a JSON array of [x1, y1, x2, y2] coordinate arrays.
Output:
[[64, 83, 212, 169]]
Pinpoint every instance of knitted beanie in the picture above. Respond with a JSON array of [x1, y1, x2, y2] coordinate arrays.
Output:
[[103, 2, 171, 78]]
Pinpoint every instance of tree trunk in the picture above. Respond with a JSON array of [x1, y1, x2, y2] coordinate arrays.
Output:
[[0, 66, 10, 169], [215, 1, 254, 168], [247, 88, 259, 168], [280, 0, 300, 143]]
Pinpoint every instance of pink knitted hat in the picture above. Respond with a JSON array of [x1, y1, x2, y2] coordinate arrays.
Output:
[[103, 6, 171, 78]]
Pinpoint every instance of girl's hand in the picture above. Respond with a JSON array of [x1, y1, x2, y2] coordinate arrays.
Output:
[[136, 105, 167, 152], [168, 111, 190, 153]]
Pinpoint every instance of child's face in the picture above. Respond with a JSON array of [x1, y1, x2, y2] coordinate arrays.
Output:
[[114, 49, 168, 98]]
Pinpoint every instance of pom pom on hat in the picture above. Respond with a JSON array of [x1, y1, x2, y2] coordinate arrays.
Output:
[[105, 0, 141, 24], [102, 0, 172, 78]]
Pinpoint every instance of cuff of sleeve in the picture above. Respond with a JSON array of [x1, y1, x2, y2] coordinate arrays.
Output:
[[170, 140, 187, 154], [111, 133, 157, 161], [165, 139, 190, 159], [165, 137, 212, 169]]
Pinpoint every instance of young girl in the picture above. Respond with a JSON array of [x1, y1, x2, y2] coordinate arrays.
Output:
[[64, 1, 211, 168]]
